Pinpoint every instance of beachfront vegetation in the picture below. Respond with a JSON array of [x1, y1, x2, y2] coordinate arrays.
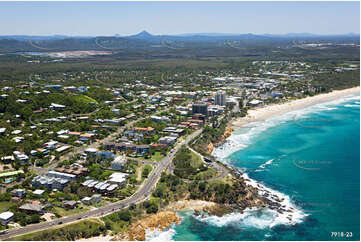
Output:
[[9, 219, 106, 241], [172, 146, 217, 180], [312, 70, 360, 91]]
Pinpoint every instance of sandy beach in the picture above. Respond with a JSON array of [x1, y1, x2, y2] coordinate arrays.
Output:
[[233, 87, 360, 127]]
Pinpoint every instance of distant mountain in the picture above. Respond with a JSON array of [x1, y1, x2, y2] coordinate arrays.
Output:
[[0, 32, 358, 41], [129, 30, 154, 39], [0, 35, 93, 41], [264, 32, 360, 38], [176, 33, 241, 37], [0, 30, 358, 54]]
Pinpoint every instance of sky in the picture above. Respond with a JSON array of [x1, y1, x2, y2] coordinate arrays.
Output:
[[0, 1, 359, 36]]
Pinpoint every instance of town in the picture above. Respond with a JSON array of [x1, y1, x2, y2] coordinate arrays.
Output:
[[0, 54, 358, 236]]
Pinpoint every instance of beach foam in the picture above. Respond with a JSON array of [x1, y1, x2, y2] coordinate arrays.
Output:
[[213, 94, 360, 161], [344, 104, 360, 108], [258, 159, 275, 169], [193, 172, 307, 229], [207, 94, 359, 231], [145, 227, 176, 241]]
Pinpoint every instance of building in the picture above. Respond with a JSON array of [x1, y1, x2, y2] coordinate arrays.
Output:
[[0, 211, 14, 225], [134, 127, 155, 135], [11, 189, 26, 198], [19, 203, 44, 214], [48, 171, 76, 181], [64, 200, 77, 209], [43, 141, 59, 150], [13, 151, 29, 162], [98, 151, 115, 160], [81, 195, 101, 205], [81, 197, 92, 205], [108, 173, 129, 187], [192, 103, 208, 117], [49, 103, 66, 109], [111, 155, 127, 171], [248, 99, 263, 106], [33, 189, 45, 197], [0, 170, 24, 182], [91, 194, 102, 203], [84, 148, 98, 157], [55, 166, 88, 178], [215, 91, 226, 106], [136, 145, 150, 154], [158, 136, 177, 146], [104, 143, 149, 155], [31, 176, 70, 191]]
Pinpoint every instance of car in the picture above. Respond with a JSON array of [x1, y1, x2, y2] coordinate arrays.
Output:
[[77, 217, 81, 220], [58, 221, 63, 225], [112, 208, 115, 211], [83, 215, 88, 218]]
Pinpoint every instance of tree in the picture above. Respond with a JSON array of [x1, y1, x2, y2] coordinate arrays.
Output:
[[142, 165, 152, 178], [77, 186, 92, 198], [146, 203, 158, 214], [118, 210, 131, 222]]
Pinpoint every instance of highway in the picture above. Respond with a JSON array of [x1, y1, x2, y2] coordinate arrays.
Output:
[[0, 128, 203, 240]]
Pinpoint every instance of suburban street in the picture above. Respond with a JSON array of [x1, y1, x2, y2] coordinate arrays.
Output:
[[0, 128, 203, 240]]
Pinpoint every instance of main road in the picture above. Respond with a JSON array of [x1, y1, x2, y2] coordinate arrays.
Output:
[[0, 128, 203, 240]]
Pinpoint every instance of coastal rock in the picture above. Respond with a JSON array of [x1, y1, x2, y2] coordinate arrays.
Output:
[[114, 211, 181, 241], [207, 143, 214, 154]]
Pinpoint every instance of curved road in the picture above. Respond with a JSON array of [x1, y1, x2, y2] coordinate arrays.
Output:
[[0, 129, 203, 240]]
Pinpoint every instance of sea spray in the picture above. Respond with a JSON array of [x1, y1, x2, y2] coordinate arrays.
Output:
[[145, 227, 177, 241]]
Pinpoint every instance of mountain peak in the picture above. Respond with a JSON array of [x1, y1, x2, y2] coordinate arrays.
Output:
[[131, 30, 153, 38]]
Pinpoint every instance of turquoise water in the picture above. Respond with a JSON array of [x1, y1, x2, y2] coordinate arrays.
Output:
[[165, 95, 360, 241]]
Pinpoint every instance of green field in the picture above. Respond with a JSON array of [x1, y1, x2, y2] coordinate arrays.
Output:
[[0, 201, 13, 213], [51, 205, 90, 217], [150, 152, 164, 162], [74, 94, 99, 104]]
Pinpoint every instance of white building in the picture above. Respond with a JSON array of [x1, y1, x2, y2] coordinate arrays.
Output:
[[215, 91, 226, 106], [84, 148, 98, 156], [0, 211, 14, 225], [49, 103, 66, 109], [111, 155, 126, 171], [109, 173, 129, 187]]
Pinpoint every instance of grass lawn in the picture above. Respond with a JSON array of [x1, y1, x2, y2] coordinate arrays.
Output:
[[150, 152, 164, 162], [93, 200, 110, 208], [0, 201, 13, 213], [74, 94, 99, 104], [189, 149, 204, 168], [194, 168, 217, 180], [51, 205, 90, 217]]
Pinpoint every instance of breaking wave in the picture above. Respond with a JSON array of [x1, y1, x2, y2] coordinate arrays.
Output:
[[212, 94, 360, 161], [145, 227, 176, 241]]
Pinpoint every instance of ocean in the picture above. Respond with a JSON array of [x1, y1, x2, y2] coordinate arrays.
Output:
[[147, 94, 360, 241]]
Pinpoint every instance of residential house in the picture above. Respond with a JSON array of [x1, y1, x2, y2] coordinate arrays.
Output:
[[19, 203, 44, 214], [11, 189, 26, 198], [64, 200, 77, 209], [0, 211, 14, 225], [134, 127, 155, 135]]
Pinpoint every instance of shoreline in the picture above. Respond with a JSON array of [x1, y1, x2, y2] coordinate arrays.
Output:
[[111, 200, 217, 241], [78, 87, 360, 241], [232, 86, 360, 127]]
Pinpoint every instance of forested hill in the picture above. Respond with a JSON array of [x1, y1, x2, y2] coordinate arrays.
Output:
[[0, 32, 359, 54]]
